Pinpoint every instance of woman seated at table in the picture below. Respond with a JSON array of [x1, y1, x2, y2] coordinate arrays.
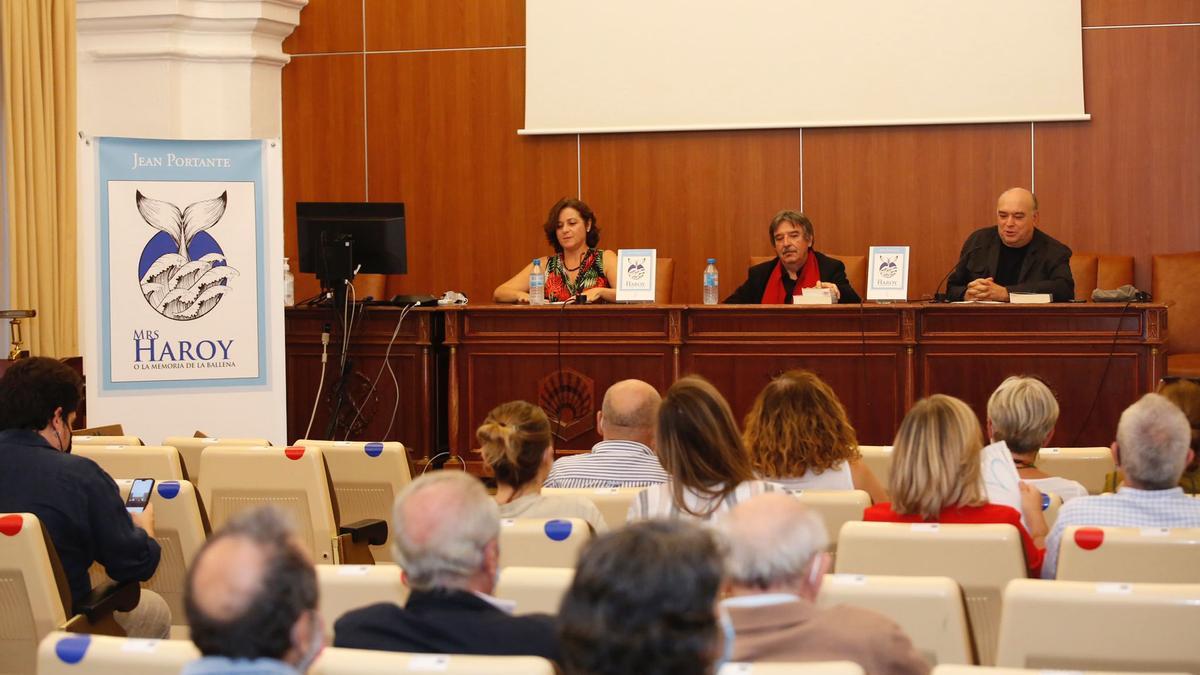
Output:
[[864, 394, 1048, 577], [627, 376, 778, 521], [478, 400, 608, 532], [493, 198, 618, 303], [743, 369, 887, 503]]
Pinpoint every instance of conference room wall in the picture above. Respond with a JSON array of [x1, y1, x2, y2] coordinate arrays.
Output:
[[281, 1, 1200, 306]]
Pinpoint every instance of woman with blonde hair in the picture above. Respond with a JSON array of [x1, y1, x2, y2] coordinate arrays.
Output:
[[628, 376, 778, 521], [864, 394, 1047, 576], [987, 375, 1087, 501], [743, 370, 887, 503], [478, 401, 607, 532]]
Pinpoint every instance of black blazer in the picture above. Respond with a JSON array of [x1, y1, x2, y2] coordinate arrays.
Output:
[[333, 589, 561, 663], [724, 251, 861, 304], [946, 227, 1074, 302]]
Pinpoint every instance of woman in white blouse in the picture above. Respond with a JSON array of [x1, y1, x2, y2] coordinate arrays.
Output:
[[987, 375, 1088, 502]]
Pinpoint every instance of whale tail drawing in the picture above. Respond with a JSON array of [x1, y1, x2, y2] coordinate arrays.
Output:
[[136, 190, 228, 261]]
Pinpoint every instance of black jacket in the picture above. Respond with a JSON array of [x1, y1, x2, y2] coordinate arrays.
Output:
[[724, 251, 861, 304], [333, 588, 561, 663], [946, 227, 1074, 302]]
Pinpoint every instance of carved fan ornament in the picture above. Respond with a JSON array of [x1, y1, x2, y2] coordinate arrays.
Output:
[[538, 368, 596, 443]]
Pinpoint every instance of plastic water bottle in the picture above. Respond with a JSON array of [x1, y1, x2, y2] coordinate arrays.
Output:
[[283, 257, 295, 306], [703, 258, 719, 305], [529, 258, 545, 305]]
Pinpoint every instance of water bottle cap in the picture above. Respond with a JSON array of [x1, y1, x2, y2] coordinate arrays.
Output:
[[532, 258, 540, 264], [707, 258, 716, 264]]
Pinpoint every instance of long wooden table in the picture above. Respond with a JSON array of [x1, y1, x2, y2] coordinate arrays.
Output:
[[286, 303, 1166, 468]]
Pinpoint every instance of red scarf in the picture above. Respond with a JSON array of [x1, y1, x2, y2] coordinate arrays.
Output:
[[760, 252, 822, 304]]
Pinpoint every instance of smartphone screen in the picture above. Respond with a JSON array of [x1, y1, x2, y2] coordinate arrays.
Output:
[[126, 478, 155, 513]]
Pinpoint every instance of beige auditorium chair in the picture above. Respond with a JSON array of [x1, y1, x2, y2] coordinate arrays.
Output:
[[790, 490, 871, 552], [495, 566, 575, 616], [836, 522, 1027, 666], [540, 486, 646, 528], [296, 440, 411, 562], [199, 445, 384, 565], [71, 435, 144, 447], [933, 666, 1185, 675], [858, 446, 892, 483], [315, 564, 407, 642], [37, 631, 199, 675], [1036, 447, 1115, 494], [719, 662, 865, 675], [311, 647, 557, 675], [817, 574, 974, 666], [162, 436, 270, 485], [1056, 526, 1200, 583], [497, 517, 592, 569], [72, 445, 186, 481], [996, 579, 1200, 672], [0, 513, 140, 674]]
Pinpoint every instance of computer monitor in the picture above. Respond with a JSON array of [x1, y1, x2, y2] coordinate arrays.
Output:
[[296, 202, 408, 293]]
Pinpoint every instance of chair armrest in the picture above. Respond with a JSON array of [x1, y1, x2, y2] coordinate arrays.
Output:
[[339, 519, 388, 546], [77, 579, 141, 623]]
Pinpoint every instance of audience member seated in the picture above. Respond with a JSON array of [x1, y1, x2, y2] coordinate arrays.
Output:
[[183, 507, 323, 675], [493, 198, 617, 303], [987, 375, 1088, 502], [0, 357, 169, 637], [743, 370, 887, 503], [864, 394, 1048, 577], [543, 379, 668, 489], [558, 519, 725, 675], [628, 376, 778, 521], [1158, 377, 1200, 494], [717, 493, 929, 675], [334, 471, 561, 662], [1042, 393, 1200, 578], [478, 401, 608, 532]]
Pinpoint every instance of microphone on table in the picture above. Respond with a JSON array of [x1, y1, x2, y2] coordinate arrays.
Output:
[[932, 243, 987, 303], [573, 294, 588, 304]]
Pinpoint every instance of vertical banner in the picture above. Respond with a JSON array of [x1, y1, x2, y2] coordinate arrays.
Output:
[[79, 137, 286, 444]]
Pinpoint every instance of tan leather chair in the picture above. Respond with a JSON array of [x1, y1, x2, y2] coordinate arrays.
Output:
[[817, 574, 974, 665], [1153, 252, 1200, 376], [836, 522, 1027, 666], [494, 566, 575, 616], [162, 436, 270, 485], [311, 647, 558, 675], [37, 631, 199, 675], [787, 490, 871, 551], [655, 258, 675, 303], [72, 445, 186, 481], [1069, 253, 1135, 301], [540, 487, 646, 528], [315, 564, 408, 643], [1056, 526, 1200, 583], [1036, 447, 1115, 494], [71, 435, 144, 447], [296, 440, 411, 562], [497, 517, 592, 569], [858, 446, 893, 484], [749, 253, 866, 299], [996, 579, 1200, 671]]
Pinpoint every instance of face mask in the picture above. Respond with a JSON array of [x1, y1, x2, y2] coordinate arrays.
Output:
[[293, 611, 325, 673], [713, 605, 736, 673]]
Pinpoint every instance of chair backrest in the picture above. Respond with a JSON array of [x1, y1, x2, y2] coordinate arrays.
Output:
[[790, 490, 870, 550], [70, 435, 143, 447], [932, 667, 1185, 675], [315, 564, 408, 642], [656, 257, 675, 303], [0, 513, 68, 675], [72, 445, 185, 481], [1056, 526, 1200, 583], [497, 518, 592, 569], [162, 436, 271, 485], [817, 574, 973, 666], [1070, 254, 1099, 300], [494, 566, 575, 616], [540, 487, 646, 528], [1069, 253, 1134, 301], [996, 579, 1200, 672], [198, 445, 338, 563], [311, 646, 558, 675], [37, 632, 199, 675], [297, 440, 411, 563], [1037, 447, 1115, 494], [836, 521, 1027, 666], [748, 253, 866, 299], [1153, 252, 1200, 354], [719, 662, 865, 675], [858, 446, 893, 484]]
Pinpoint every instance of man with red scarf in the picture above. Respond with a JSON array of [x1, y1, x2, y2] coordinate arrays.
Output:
[[725, 210, 860, 304]]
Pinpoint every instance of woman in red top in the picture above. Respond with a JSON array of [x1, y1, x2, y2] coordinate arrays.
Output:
[[493, 198, 617, 304], [864, 394, 1048, 576]]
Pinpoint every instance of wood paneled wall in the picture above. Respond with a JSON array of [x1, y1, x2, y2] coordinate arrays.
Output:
[[282, 1, 1200, 306]]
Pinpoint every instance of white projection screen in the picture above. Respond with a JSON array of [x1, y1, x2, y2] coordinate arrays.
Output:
[[522, 0, 1088, 135]]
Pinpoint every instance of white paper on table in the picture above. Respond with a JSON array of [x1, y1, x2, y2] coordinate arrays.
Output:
[[981, 440, 1028, 529]]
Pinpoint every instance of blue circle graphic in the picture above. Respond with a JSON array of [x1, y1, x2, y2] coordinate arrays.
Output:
[[55, 635, 91, 664], [544, 519, 574, 541]]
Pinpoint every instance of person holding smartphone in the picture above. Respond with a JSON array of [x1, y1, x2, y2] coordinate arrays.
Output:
[[0, 358, 170, 637]]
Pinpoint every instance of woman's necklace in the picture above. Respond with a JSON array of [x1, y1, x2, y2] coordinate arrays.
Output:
[[562, 253, 583, 272]]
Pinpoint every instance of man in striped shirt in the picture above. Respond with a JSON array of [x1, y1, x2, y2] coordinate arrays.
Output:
[[543, 379, 668, 488]]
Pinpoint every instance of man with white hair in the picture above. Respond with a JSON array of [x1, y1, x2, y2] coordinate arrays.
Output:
[[1042, 393, 1200, 578], [717, 493, 929, 674], [987, 375, 1088, 501], [333, 471, 560, 661]]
